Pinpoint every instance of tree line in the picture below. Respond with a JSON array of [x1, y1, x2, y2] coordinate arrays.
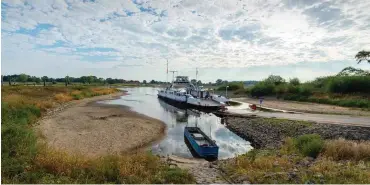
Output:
[[1, 74, 142, 86]]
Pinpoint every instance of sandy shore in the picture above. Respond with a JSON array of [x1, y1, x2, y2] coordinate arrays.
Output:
[[36, 92, 166, 157], [234, 97, 370, 116]]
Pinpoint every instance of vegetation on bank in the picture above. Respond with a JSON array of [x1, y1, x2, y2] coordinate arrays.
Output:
[[1, 86, 194, 183], [222, 134, 370, 184], [216, 67, 370, 109]]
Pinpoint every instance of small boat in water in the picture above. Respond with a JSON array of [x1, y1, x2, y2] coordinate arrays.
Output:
[[184, 126, 219, 159]]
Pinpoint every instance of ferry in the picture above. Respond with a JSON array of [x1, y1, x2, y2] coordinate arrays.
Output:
[[157, 76, 228, 111]]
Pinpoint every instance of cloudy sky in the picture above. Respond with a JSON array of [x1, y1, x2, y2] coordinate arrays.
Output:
[[2, 0, 370, 82]]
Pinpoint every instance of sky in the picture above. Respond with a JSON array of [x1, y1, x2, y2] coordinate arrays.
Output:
[[1, 0, 370, 83]]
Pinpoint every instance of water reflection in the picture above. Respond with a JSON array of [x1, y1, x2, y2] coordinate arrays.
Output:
[[103, 87, 253, 159]]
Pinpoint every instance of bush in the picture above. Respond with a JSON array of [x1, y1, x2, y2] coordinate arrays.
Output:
[[250, 82, 275, 97], [217, 82, 244, 91], [294, 134, 324, 158], [327, 76, 370, 94]]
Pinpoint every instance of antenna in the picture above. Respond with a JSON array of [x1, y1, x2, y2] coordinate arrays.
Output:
[[169, 70, 177, 82]]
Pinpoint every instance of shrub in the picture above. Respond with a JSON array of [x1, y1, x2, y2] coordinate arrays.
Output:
[[327, 76, 370, 94], [250, 82, 275, 97], [217, 82, 244, 91], [294, 134, 324, 158]]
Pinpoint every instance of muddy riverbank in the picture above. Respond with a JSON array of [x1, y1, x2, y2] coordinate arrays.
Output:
[[36, 92, 166, 157], [225, 116, 370, 149]]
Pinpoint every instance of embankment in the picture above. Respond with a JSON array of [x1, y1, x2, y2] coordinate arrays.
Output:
[[225, 116, 370, 149]]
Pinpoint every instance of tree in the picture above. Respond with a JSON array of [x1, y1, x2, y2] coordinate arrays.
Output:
[[216, 79, 222, 85], [98, 78, 104, 84], [289, 78, 300, 86], [80, 76, 88, 84], [265, 75, 285, 85], [65, 76, 70, 86], [35, 77, 41, 84], [143, 80, 147, 84], [42, 76, 48, 86], [191, 79, 197, 84], [18, 73, 28, 85], [355, 50, 370, 64], [87, 76, 95, 84], [197, 80, 202, 85], [150, 80, 156, 84]]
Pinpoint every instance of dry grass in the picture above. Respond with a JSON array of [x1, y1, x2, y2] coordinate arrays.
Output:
[[54, 93, 73, 103], [323, 138, 370, 161], [223, 137, 370, 184], [307, 157, 370, 184], [34, 147, 195, 184], [2, 86, 194, 184]]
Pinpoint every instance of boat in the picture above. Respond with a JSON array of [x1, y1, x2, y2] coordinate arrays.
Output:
[[157, 75, 229, 111], [184, 126, 219, 159]]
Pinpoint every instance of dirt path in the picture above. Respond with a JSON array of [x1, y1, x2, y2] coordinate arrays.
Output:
[[36, 92, 166, 157], [164, 155, 231, 184], [234, 97, 370, 116]]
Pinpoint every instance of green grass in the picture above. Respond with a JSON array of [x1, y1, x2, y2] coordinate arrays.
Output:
[[294, 134, 324, 158], [1, 86, 194, 183]]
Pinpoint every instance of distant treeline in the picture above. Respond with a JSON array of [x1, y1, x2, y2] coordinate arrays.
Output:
[[1, 74, 169, 85]]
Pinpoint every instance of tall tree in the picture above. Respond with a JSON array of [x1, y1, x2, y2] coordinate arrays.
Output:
[[355, 50, 370, 64], [191, 79, 197, 84], [289, 78, 300, 86], [65, 76, 70, 86], [18, 73, 28, 85], [216, 79, 222, 85], [42, 76, 48, 86], [87, 76, 95, 84], [265, 75, 285, 85]]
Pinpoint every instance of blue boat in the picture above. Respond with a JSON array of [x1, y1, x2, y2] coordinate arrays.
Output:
[[184, 126, 219, 159]]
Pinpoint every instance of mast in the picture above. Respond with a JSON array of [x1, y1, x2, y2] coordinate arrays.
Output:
[[166, 59, 168, 84], [195, 68, 198, 90], [169, 70, 177, 83]]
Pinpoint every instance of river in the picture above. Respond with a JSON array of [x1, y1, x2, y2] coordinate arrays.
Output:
[[102, 87, 253, 159]]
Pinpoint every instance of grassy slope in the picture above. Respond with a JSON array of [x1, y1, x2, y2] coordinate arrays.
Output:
[[221, 136, 370, 184], [1, 86, 194, 183]]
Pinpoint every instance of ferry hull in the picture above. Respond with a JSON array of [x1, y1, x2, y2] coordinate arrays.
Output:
[[157, 94, 222, 111]]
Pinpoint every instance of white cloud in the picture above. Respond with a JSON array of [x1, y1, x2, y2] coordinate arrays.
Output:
[[1, 0, 370, 81]]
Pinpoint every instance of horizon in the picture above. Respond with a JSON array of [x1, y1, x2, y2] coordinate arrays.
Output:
[[2, 0, 370, 82]]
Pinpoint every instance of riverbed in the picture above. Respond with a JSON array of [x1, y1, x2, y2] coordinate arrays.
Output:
[[101, 87, 253, 159]]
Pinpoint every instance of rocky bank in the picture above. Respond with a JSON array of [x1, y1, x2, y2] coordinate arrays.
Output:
[[225, 116, 370, 149]]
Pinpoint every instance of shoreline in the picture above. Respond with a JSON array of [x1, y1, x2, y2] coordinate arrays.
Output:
[[224, 116, 370, 149], [234, 97, 370, 116], [35, 91, 167, 157]]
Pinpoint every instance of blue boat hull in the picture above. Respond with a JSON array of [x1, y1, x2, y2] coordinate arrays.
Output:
[[184, 127, 219, 159]]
